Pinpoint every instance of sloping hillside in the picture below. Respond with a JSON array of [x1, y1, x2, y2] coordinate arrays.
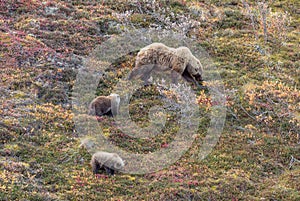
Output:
[[0, 0, 299, 200]]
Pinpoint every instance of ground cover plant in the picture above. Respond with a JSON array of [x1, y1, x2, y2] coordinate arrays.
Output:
[[0, 0, 299, 200]]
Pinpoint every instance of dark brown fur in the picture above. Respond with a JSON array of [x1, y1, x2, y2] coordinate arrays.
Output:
[[88, 94, 120, 116]]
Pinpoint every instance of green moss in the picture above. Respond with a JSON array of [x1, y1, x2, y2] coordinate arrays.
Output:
[[130, 14, 153, 27], [1, 0, 299, 200], [96, 17, 121, 35], [216, 9, 247, 29]]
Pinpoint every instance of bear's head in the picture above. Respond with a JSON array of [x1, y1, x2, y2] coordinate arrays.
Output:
[[110, 93, 120, 115], [186, 56, 203, 83], [176, 47, 203, 83], [109, 93, 120, 104]]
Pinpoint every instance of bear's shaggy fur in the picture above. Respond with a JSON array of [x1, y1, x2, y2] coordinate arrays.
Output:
[[90, 151, 124, 175], [88, 93, 120, 117], [131, 43, 203, 86], [128, 64, 183, 85]]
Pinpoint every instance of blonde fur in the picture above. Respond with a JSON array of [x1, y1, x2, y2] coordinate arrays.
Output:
[[133, 43, 203, 85], [91, 151, 124, 175]]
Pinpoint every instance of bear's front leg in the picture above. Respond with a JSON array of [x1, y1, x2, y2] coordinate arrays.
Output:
[[104, 167, 115, 175]]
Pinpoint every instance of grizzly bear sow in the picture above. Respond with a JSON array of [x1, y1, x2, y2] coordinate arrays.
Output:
[[129, 43, 203, 86]]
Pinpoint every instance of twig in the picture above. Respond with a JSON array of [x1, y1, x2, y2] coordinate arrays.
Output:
[[289, 155, 300, 169], [135, 1, 144, 14], [242, 0, 258, 40], [258, 2, 269, 43], [240, 105, 256, 120]]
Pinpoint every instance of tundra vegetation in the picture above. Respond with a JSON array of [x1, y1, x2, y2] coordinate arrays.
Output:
[[0, 0, 299, 200]]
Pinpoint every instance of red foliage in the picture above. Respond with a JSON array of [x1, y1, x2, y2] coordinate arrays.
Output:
[[161, 143, 169, 148], [95, 174, 108, 179]]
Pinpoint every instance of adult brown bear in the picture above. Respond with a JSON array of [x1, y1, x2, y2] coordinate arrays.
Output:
[[129, 43, 203, 86]]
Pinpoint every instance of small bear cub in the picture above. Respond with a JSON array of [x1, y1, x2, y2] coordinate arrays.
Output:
[[91, 151, 124, 176], [88, 93, 120, 117]]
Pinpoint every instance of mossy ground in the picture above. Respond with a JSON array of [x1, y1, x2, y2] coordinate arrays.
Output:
[[0, 0, 299, 200]]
